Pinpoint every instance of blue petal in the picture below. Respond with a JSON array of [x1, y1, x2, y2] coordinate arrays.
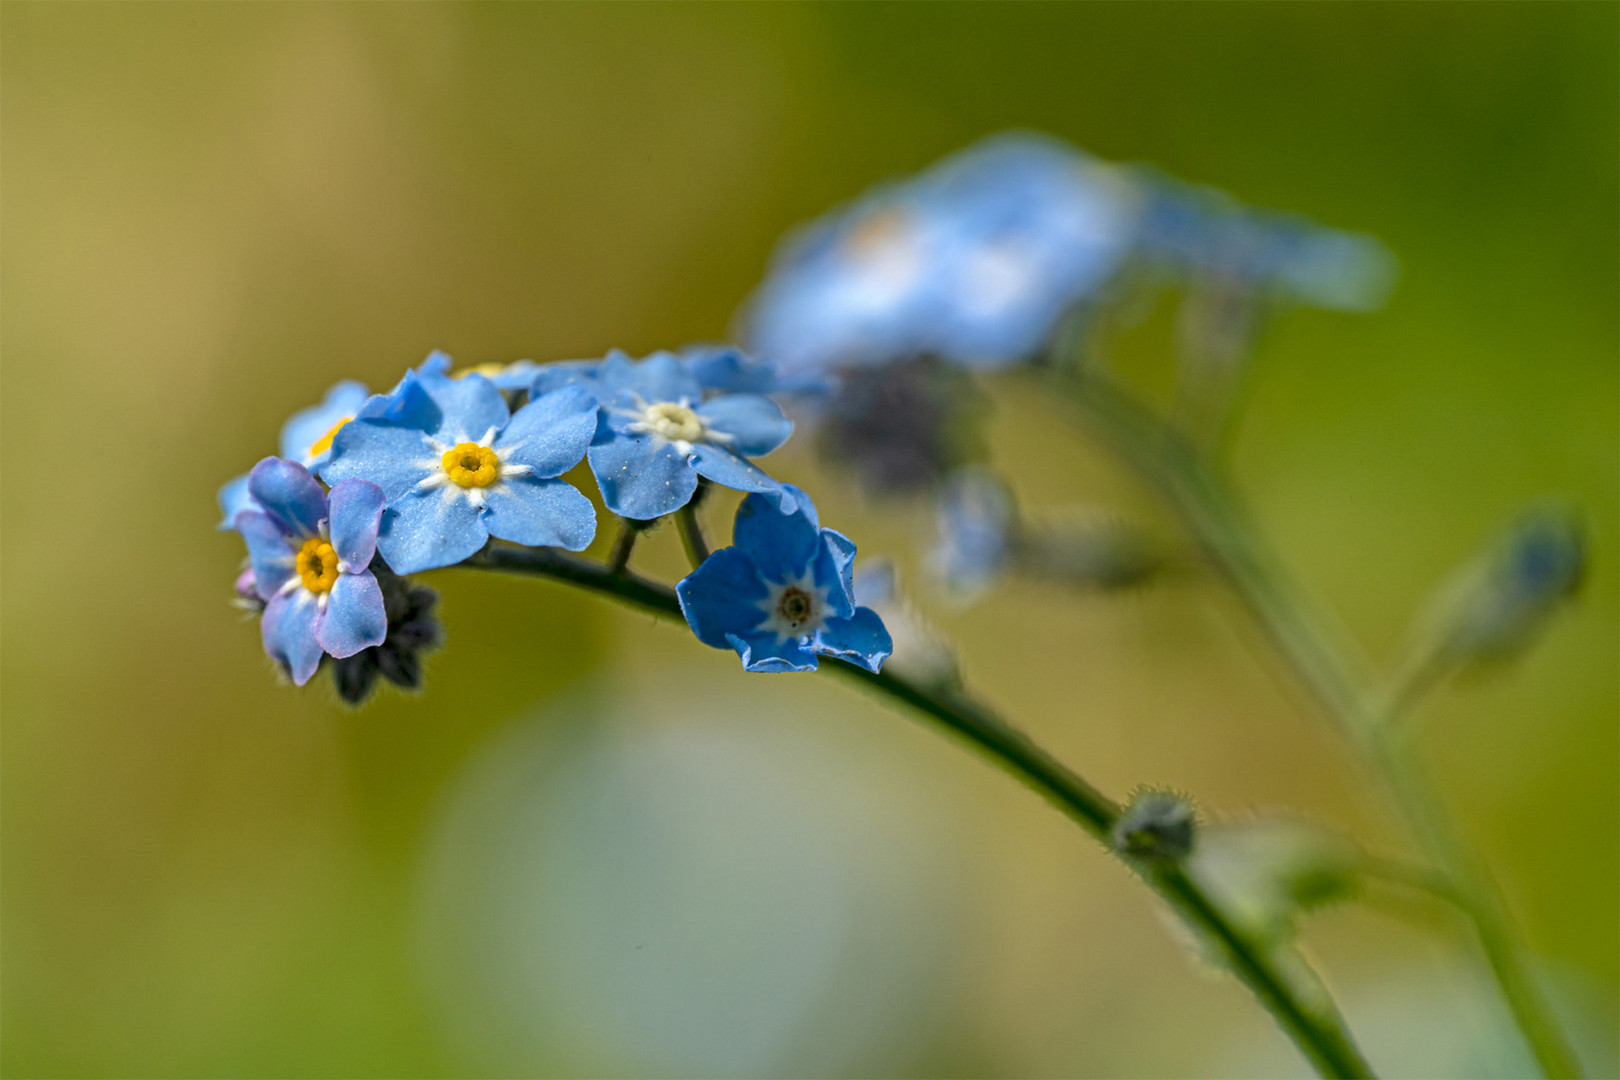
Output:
[[261, 590, 323, 685], [279, 380, 370, 466], [725, 631, 819, 673], [321, 423, 437, 502], [376, 488, 489, 574], [237, 509, 297, 599], [355, 369, 443, 431], [315, 570, 387, 658], [327, 479, 385, 570], [812, 528, 858, 619], [814, 606, 893, 673], [598, 350, 702, 405], [732, 488, 821, 584], [247, 457, 327, 538], [688, 444, 785, 500], [418, 350, 454, 378], [217, 473, 254, 530], [530, 360, 601, 397], [495, 386, 598, 477], [427, 372, 510, 443], [483, 475, 597, 550], [587, 432, 698, 519], [675, 546, 770, 649], [695, 394, 793, 456]]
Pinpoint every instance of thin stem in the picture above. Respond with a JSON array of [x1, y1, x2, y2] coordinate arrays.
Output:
[[462, 540, 1374, 1079], [1050, 371, 1581, 1078], [608, 517, 641, 574], [675, 505, 710, 569]]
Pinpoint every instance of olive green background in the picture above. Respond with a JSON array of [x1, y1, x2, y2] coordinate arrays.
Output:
[[2, 4, 1614, 1076]]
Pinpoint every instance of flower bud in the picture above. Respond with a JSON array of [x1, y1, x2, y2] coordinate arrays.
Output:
[[1112, 789, 1196, 862], [325, 563, 442, 707]]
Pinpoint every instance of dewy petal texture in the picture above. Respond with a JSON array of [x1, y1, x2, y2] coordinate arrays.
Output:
[[316, 571, 388, 658], [677, 547, 770, 648], [322, 424, 437, 501], [814, 607, 893, 673], [693, 394, 793, 456], [587, 432, 699, 521], [495, 386, 598, 476], [483, 476, 596, 550], [378, 488, 488, 575], [327, 479, 385, 570]]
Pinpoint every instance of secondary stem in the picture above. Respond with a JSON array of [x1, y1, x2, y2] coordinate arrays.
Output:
[[463, 540, 1374, 1078], [1054, 371, 1580, 1078]]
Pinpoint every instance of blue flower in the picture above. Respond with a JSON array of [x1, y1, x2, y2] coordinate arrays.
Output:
[[676, 487, 892, 673], [571, 349, 796, 521], [320, 371, 598, 574], [234, 458, 389, 685], [216, 379, 375, 530], [740, 132, 1146, 374]]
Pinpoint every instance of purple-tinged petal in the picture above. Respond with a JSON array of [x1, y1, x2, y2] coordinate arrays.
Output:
[[725, 631, 819, 673], [315, 571, 387, 658], [236, 509, 297, 599], [261, 589, 323, 685], [427, 371, 510, 443], [732, 489, 821, 584], [482, 475, 597, 551], [217, 473, 254, 531], [587, 431, 698, 520], [813, 607, 892, 673], [676, 546, 770, 649], [321, 422, 437, 501], [695, 394, 793, 456], [376, 487, 488, 574], [327, 479, 385, 570], [495, 386, 598, 477], [247, 457, 327, 538]]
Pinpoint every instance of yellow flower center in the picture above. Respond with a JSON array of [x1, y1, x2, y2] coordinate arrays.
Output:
[[842, 207, 912, 260], [296, 538, 340, 593], [642, 402, 705, 444], [308, 417, 352, 458], [441, 442, 500, 488], [456, 362, 508, 379], [777, 586, 814, 628]]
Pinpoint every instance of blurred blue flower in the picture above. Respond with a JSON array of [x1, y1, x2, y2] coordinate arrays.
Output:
[[321, 372, 598, 574], [233, 458, 389, 685], [677, 487, 892, 673], [578, 349, 796, 520], [930, 469, 1014, 595], [741, 132, 1145, 374]]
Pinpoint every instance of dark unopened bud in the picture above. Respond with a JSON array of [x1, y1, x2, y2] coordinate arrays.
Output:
[[325, 564, 441, 707], [819, 356, 988, 495], [1113, 789, 1196, 862]]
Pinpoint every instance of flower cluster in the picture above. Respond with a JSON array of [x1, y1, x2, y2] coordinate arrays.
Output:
[[221, 347, 891, 697]]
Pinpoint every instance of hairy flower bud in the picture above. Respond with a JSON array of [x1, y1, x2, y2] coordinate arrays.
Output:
[[1112, 789, 1197, 862]]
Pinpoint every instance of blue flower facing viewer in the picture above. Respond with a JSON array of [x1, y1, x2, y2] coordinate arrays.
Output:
[[320, 371, 599, 574], [234, 458, 389, 685], [677, 486, 892, 673], [567, 349, 796, 521]]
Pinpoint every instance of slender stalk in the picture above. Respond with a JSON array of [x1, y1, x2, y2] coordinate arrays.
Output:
[[675, 505, 711, 568], [1050, 371, 1580, 1078], [463, 540, 1375, 1078], [608, 517, 641, 574]]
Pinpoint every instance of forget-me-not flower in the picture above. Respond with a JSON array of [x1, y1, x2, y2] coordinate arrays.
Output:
[[568, 349, 795, 521], [234, 457, 389, 685], [930, 468, 1015, 596], [676, 486, 892, 673], [740, 132, 1145, 375], [321, 372, 599, 574]]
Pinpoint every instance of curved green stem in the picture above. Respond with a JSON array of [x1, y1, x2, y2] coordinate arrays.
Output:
[[1051, 371, 1580, 1078], [463, 541, 1375, 1078]]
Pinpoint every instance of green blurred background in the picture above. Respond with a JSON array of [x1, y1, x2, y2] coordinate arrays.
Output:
[[2, 4, 1615, 1076]]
